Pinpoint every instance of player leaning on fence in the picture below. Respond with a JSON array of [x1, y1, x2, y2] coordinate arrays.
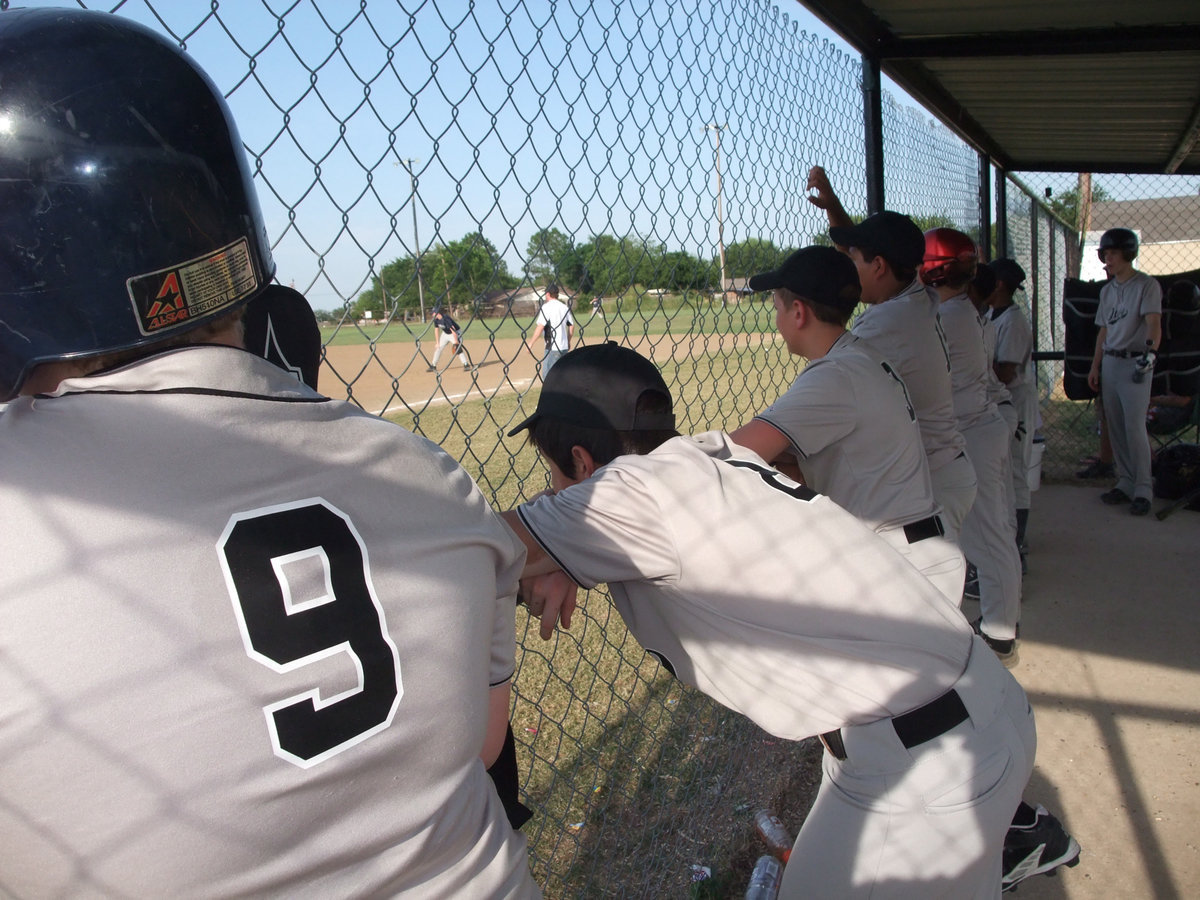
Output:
[[503, 342, 1036, 898], [0, 11, 539, 897]]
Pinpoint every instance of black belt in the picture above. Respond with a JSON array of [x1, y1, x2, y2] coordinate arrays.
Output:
[[903, 515, 945, 544], [820, 689, 969, 761], [1104, 348, 1140, 358]]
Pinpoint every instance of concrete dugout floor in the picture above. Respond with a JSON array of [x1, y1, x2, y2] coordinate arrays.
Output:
[[983, 482, 1200, 898]]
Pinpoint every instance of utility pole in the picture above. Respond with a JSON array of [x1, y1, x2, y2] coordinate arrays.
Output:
[[399, 157, 425, 322], [705, 123, 727, 306]]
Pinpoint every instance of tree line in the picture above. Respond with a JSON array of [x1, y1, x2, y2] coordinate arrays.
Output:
[[340, 216, 963, 321]]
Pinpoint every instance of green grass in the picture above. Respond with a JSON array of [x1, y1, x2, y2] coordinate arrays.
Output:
[[321, 297, 779, 347], [382, 340, 814, 896]]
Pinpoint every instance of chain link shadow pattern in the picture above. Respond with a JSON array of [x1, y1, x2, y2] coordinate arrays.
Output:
[[9, 0, 1200, 892]]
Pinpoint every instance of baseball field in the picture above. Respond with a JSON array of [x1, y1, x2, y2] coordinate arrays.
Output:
[[312, 309, 1113, 895]]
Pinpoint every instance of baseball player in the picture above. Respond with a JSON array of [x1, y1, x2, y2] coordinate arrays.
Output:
[[0, 11, 539, 897], [806, 167, 979, 535], [729, 246, 965, 606], [428, 305, 476, 372], [527, 283, 574, 375], [963, 265, 1018, 593], [987, 260, 1038, 565], [503, 343, 1037, 898], [922, 229, 1023, 667], [1088, 228, 1163, 515]]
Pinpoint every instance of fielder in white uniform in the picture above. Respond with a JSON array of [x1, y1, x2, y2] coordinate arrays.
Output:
[[923, 230, 1023, 664], [806, 168, 978, 536], [730, 247, 965, 606], [527, 284, 575, 376], [502, 343, 1035, 898], [1088, 228, 1163, 515], [0, 11, 539, 897]]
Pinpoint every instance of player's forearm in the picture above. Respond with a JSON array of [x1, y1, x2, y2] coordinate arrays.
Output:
[[1091, 328, 1106, 368], [1145, 313, 1162, 351], [499, 508, 560, 577]]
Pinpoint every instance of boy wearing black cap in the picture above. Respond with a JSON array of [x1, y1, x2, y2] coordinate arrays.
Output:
[[729, 247, 965, 605], [501, 342, 1037, 897], [806, 166, 978, 536]]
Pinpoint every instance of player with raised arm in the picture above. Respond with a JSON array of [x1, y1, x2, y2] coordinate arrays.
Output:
[[805, 167, 979, 537], [729, 247, 965, 605], [0, 11, 538, 897], [504, 342, 1041, 898]]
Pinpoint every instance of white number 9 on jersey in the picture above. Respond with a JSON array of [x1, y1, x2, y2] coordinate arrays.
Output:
[[218, 499, 402, 768]]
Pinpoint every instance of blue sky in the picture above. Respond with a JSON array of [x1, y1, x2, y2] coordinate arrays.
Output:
[[16, 1, 1188, 312], [14, 0, 905, 310]]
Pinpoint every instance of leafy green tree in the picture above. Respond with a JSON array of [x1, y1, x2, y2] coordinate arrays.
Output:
[[524, 227, 578, 283], [352, 256, 417, 319], [425, 233, 518, 308], [354, 232, 518, 319], [575, 234, 649, 295], [721, 238, 784, 279], [1046, 184, 1112, 228]]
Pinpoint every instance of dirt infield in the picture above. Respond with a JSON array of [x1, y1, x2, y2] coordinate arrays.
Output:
[[319, 331, 782, 415]]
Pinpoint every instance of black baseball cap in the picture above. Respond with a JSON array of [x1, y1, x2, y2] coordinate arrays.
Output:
[[988, 258, 1027, 290], [242, 284, 322, 390], [507, 342, 677, 436], [828, 211, 926, 269], [747, 246, 862, 314]]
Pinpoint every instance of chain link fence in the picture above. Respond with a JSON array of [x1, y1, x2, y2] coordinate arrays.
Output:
[[1007, 171, 1200, 486], [13, 0, 1200, 893]]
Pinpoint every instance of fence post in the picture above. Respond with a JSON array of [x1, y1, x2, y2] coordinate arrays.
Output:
[[1030, 206, 1040, 352], [978, 152, 992, 260], [995, 169, 1009, 258], [861, 54, 885, 215]]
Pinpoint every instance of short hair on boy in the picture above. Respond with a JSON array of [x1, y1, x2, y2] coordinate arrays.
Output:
[[857, 248, 917, 286], [528, 390, 679, 475], [779, 286, 853, 327]]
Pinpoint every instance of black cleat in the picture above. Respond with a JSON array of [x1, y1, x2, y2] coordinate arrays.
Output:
[[1076, 459, 1114, 479], [1002, 804, 1081, 892]]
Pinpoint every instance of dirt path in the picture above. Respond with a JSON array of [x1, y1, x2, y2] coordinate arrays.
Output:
[[319, 331, 781, 415], [972, 482, 1200, 897]]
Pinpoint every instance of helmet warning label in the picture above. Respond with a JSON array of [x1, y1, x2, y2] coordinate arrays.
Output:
[[126, 238, 260, 335]]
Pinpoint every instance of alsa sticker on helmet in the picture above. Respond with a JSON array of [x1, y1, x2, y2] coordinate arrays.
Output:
[[126, 238, 259, 336]]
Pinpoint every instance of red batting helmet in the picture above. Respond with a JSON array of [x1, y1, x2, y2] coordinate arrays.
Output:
[[920, 228, 978, 288]]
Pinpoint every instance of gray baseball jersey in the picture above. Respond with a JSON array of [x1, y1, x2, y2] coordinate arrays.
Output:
[[939, 294, 998, 430], [0, 347, 538, 898], [518, 432, 972, 739], [1096, 271, 1162, 352], [939, 294, 1022, 642], [980, 309, 1013, 409], [516, 433, 1033, 897], [1097, 272, 1162, 501], [850, 279, 968, 472], [992, 303, 1037, 507], [754, 332, 932, 527]]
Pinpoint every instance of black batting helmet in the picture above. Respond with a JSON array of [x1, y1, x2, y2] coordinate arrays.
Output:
[[0, 9, 275, 400], [1098, 228, 1139, 262]]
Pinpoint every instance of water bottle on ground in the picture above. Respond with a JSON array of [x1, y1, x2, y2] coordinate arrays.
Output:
[[744, 854, 783, 900], [753, 809, 793, 862]]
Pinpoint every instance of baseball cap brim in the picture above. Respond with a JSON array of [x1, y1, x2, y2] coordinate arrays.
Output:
[[828, 211, 925, 269], [508, 342, 676, 437]]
